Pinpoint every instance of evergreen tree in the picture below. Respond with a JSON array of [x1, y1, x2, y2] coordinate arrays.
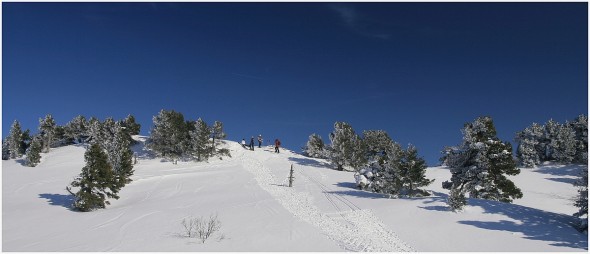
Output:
[[87, 117, 102, 144], [355, 130, 402, 195], [303, 133, 325, 158], [210, 121, 230, 158], [568, 114, 588, 164], [2, 139, 10, 160], [189, 118, 211, 161], [515, 123, 544, 167], [8, 120, 24, 159], [103, 120, 134, 186], [543, 119, 561, 161], [327, 122, 366, 171], [65, 115, 88, 144], [398, 144, 433, 197], [551, 123, 576, 164], [574, 166, 588, 232], [38, 114, 57, 153], [67, 143, 120, 212], [121, 114, 141, 136], [148, 109, 188, 164], [442, 116, 523, 211], [25, 136, 43, 167]]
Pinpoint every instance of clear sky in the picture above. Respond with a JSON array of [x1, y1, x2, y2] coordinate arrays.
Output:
[[3, 2, 588, 165]]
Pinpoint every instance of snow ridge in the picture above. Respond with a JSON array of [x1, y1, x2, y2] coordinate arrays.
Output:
[[236, 145, 415, 252]]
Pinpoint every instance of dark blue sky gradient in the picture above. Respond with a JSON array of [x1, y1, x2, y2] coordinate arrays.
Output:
[[3, 3, 588, 165]]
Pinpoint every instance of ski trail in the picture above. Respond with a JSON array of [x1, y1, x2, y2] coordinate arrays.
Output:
[[238, 150, 415, 252]]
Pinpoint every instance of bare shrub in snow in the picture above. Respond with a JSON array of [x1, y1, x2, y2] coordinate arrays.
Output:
[[180, 213, 222, 243]]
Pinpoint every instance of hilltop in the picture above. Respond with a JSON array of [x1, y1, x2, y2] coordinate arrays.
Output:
[[2, 137, 587, 251]]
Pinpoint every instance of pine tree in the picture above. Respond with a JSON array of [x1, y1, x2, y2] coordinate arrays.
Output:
[[65, 115, 88, 144], [121, 114, 141, 136], [303, 133, 325, 158], [211, 121, 224, 153], [442, 116, 523, 211], [515, 123, 544, 167], [543, 119, 561, 161], [38, 114, 57, 153], [568, 115, 588, 164], [87, 117, 102, 144], [8, 120, 24, 159], [67, 143, 120, 212], [148, 109, 189, 164], [103, 121, 134, 186], [189, 118, 211, 161], [551, 123, 577, 164], [327, 122, 366, 171], [573, 166, 588, 232], [25, 136, 43, 167], [399, 144, 433, 197], [2, 139, 10, 160]]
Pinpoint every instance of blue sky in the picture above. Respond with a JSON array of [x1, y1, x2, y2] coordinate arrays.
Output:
[[3, 2, 588, 165]]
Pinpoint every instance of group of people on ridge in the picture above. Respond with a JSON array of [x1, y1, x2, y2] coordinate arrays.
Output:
[[241, 135, 281, 153]]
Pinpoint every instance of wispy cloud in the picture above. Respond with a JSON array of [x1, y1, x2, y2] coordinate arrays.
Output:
[[328, 4, 391, 40]]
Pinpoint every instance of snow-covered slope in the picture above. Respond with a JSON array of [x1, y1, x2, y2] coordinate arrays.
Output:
[[2, 139, 587, 251]]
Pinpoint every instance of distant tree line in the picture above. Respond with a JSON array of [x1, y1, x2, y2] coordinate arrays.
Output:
[[303, 122, 432, 198]]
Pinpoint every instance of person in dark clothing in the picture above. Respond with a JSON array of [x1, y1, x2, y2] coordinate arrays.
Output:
[[249, 137, 255, 150], [258, 135, 263, 148], [274, 139, 281, 153]]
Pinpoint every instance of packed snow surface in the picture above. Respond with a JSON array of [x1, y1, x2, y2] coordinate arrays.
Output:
[[3, 137, 588, 251]]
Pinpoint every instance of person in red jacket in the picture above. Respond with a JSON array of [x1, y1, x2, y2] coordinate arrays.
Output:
[[274, 139, 281, 153]]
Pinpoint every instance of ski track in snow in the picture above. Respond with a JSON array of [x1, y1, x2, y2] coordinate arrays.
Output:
[[237, 147, 415, 252]]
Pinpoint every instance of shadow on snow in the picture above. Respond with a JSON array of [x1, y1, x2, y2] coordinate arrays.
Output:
[[39, 193, 75, 210], [532, 163, 585, 178], [288, 157, 332, 169]]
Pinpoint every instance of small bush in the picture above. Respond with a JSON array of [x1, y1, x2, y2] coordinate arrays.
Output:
[[180, 213, 222, 243]]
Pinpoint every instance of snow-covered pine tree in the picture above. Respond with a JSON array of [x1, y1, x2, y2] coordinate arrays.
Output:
[[65, 115, 88, 144], [8, 120, 24, 159], [25, 136, 43, 167], [515, 123, 544, 167], [210, 120, 230, 158], [148, 109, 189, 164], [87, 117, 103, 144], [574, 166, 588, 232], [189, 118, 211, 161], [568, 114, 588, 164], [303, 133, 325, 158], [2, 139, 10, 160], [121, 114, 141, 136], [38, 114, 57, 153], [328, 122, 366, 171], [442, 116, 523, 211], [356, 130, 401, 193], [399, 144, 433, 197], [103, 120, 134, 186], [543, 119, 561, 161], [552, 123, 577, 164], [67, 143, 120, 212]]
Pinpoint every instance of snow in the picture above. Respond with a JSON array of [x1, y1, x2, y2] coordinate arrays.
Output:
[[2, 138, 587, 251]]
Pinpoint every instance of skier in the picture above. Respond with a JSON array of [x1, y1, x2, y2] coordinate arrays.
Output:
[[249, 136, 255, 151], [274, 139, 281, 153], [257, 135, 263, 148], [241, 138, 247, 148]]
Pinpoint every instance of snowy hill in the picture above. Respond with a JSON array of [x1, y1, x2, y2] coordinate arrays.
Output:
[[2, 138, 587, 251]]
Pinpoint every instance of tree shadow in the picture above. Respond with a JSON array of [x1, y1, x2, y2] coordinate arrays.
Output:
[[533, 164, 585, 178], [288, 157, 332, 169], [545, 177, 577, 185], [39, 193, 75, 210], [458, 199, 587, 250]]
